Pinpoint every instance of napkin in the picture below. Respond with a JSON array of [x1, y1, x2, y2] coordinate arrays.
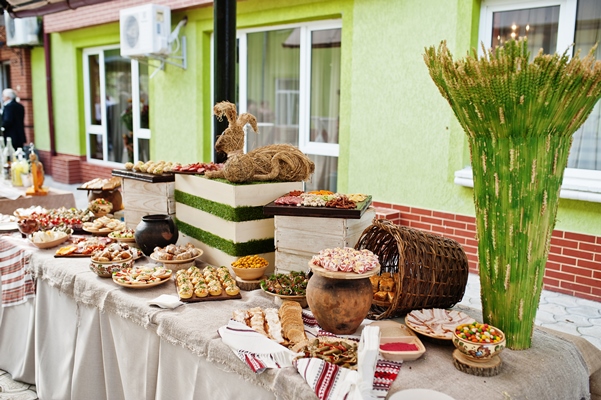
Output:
[[218, 320, 301, 373], [147, 294, 184, 309], [0, 184, 23, 200]]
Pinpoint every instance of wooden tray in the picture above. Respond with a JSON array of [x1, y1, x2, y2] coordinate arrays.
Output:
[[174, 281, 241, 302], [112, 169, 175, 183], [308, 262, 380, 280], [404, 309, 475, 341], [30, 235, 70, 249], [263, 196, 372, 219]]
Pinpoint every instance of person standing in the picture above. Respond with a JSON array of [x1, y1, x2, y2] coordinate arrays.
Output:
[[2, 88, 26, 150]]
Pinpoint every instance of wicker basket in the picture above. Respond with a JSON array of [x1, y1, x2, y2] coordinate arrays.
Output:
[[355, 218, 469, 320]]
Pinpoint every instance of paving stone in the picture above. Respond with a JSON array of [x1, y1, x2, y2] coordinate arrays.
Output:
[[537, 302, 570, 317], [534, 309, 556, 324], [574, 297, 601, 312], [553, 313, 593, 326], [0, 389, 37, 400], [564, 305, 601, 318], [539, 321, 581, 336], [580, 325, 601, 337], [588, 317, 601, 326], [546, 295, 581, 308]]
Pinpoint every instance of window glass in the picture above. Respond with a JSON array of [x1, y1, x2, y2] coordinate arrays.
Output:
[[88, 54, 100, 126], [568, 0, 601, 170], [84, 47, 150, 165], [239, 22, 341, 192], [246, 29, 300, 149], [492, 6, 560, 57]]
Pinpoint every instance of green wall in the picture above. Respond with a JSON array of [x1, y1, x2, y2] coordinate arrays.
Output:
[[30, 0, 601, 236]]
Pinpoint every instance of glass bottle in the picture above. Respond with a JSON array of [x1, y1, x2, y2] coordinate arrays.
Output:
[[3, 137, 15, 182], [11, 148, 26, 186]]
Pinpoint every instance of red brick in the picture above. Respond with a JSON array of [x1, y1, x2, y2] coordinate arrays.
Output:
[[466, 238, 479, 248], [402, 213, 421, 222], [579, 292, 601, 302], [592, 287, 601, 297], [542, 277, 559, 288], [561, 265, 593, 277], [545, 270, 575, 282], [411, 208, 432, 217], [372, 201, 392, 208], [465, 223, 477, 232], [560, 281, 592, 293], [549, 246, 562, 255], [550, 237, 580, 249], [547, 253, 578, 266], [408, 221, 432, 231], [553, 287, 575, 297], [577, 259, 601, 270], [575, 276, 601, 289], [431, 225, 451, 235], [551, 230, 565, 239], [564, 231, 596, 244], [454, 229, 476, 239], [563, 248, 594, 260], [392, 204, 411, 213], [545, 261, 561, 271], [466, 253, 479, 264], [432, 211, 456, 221], [443, 220, 467, 230], [579, 241, 601, 253], [594, 271, 601, 280], [422, 216, 443, 226], [456, 214, 476, 223]]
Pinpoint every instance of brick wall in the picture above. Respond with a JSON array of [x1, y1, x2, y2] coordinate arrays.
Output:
[[0, 27, 34, 146], [373, 200, 601, 303], [38, 149, 115, 184], [43, 0, 212, 33]]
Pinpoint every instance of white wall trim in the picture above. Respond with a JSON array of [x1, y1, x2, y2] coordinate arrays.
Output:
[[454, 166, 601, 203]]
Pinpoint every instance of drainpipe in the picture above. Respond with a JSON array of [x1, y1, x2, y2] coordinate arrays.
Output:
[[213, 0, 236, 163], [43, 30, 56, 157]]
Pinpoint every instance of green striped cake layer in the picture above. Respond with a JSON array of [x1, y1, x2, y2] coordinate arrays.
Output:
[[175, 218, 275, 257]]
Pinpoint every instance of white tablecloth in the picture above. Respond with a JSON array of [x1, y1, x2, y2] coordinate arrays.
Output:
[[0, 235, 600, 400]]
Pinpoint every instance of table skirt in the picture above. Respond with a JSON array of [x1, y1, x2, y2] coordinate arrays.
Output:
[[0, 297, 35, 384]]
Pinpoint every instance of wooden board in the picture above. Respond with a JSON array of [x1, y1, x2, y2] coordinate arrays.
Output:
[[235, 275, 266, 291], [173, 281, 241, 302], [112, 169, 175, 183], [263, 197, 372, 219], [453, 350, 502, 376]]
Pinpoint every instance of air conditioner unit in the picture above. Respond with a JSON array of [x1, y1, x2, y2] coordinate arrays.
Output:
[[3, 15, 41, 47], [120, 4, 171, 58]]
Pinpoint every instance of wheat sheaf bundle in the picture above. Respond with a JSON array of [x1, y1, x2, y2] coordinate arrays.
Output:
[[206, 101, 315, 183]]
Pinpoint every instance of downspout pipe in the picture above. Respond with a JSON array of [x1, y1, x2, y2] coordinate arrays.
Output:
[[43, 30, 56, 157], [213, 0, 236, 163]]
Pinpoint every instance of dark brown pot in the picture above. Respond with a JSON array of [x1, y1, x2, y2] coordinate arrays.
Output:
[[306, 273, 373, 335], [134, 214, 179, 256]]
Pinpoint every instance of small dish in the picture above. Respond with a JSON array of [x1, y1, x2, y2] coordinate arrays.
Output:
[[452, 322, 505, 362], [89, 257, 134, 278], [149, 251, 202, 265], [379, 336, 426, 361], [30, 234, 70, 249], [261, 289, 308, 308]]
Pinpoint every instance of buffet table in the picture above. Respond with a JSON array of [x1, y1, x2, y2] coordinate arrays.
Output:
[[0, 184, 76, 215], [0, 234, 600, 400]]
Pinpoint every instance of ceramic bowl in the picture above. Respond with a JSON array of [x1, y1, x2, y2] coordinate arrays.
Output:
[[452, 323, 506, 362], [231, 264, 268, 281], [89, 257, 134, 278], [18, 218, 40, 236]]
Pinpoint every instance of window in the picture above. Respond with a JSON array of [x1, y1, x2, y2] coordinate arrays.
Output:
[[83, 46, 151, 165], [235, 20, 342, 192], [464, 0, 601, 202]]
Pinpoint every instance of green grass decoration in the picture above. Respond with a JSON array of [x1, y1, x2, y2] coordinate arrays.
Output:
[[174, 190, 270, 222], [175, 218, 275, 256], [424, 39, 601, 349]]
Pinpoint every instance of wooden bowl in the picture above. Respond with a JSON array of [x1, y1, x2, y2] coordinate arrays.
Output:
[[231, 264, 268, 280]]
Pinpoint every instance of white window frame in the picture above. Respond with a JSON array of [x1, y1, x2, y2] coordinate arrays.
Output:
[[234, 19, 342, 158], [457, 0, 601, 203], [83, 45, 149, 166]]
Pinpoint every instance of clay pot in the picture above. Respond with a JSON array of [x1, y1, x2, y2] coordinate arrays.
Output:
[[134, 214, 179, 256], [306, 273, 373, 335]]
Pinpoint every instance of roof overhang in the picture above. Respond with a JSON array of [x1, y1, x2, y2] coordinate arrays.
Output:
[[1, 0, 112, 18]]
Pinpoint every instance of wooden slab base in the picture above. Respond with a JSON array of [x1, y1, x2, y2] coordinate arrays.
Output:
[[452, 349, 502, 376], [235, 275, 266, 291]]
